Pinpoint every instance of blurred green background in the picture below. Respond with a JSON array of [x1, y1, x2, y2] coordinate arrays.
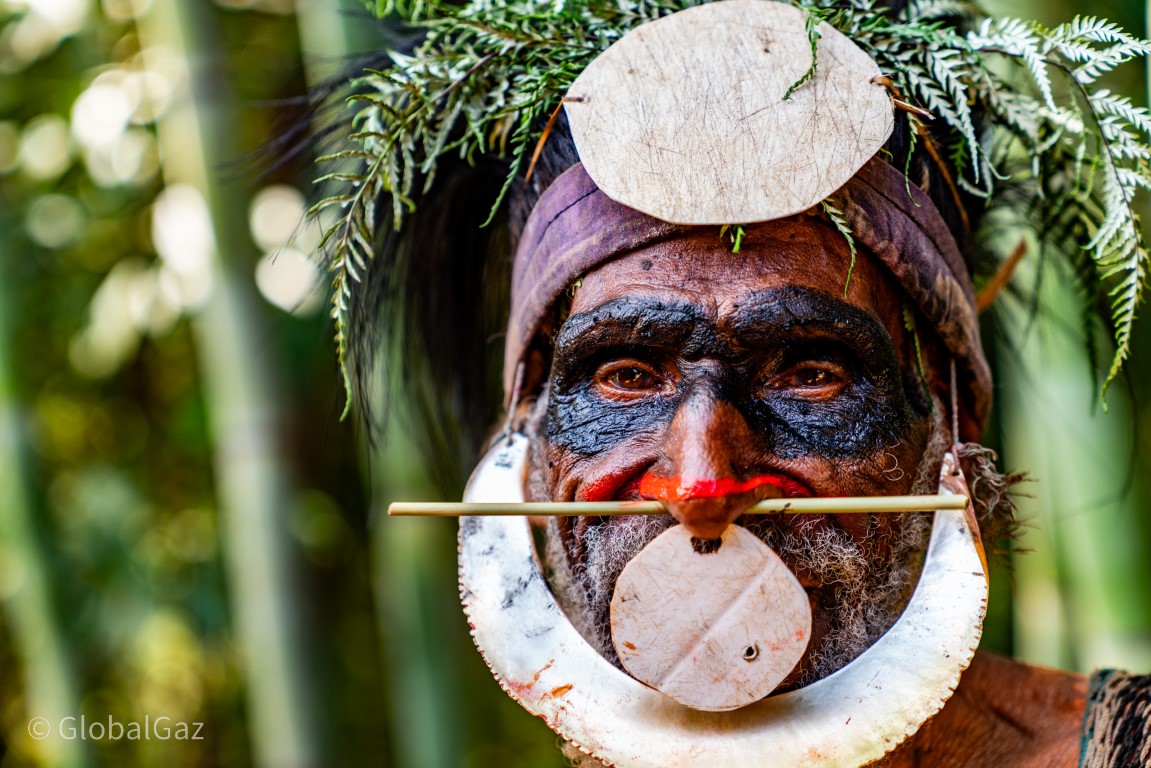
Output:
[[0, 0, 1149, 766]]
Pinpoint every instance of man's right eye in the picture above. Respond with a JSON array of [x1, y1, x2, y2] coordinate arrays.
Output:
[[593, 360, 669, 399]]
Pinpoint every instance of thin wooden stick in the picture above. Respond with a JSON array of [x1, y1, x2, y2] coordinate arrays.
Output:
[[524, 99, 567, 184], [389, 494, 967, 517], [976, 239, 1027, 313]]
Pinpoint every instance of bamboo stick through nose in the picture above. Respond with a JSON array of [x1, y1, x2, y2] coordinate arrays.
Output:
[[387, 494, 967, 517]]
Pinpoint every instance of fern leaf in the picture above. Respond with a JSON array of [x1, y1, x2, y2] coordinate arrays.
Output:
[[821, 197, 859, 296], [969, 17, 1055, 109]]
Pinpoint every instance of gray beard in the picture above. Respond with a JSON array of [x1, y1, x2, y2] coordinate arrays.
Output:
[[543, 413, 949, 687], [545, 512, 931, 686]]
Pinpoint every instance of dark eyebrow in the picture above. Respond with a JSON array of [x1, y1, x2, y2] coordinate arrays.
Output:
[[550, 286, 900, 384], [723, 286, 897, 372], [553, 297, 711, 359]]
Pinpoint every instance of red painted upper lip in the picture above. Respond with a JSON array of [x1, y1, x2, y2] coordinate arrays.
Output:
[[577, 467, 814, 503], [638, 473, 813, 501]]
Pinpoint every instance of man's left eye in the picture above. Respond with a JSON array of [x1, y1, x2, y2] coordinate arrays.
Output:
[[795, 367, 832, 387], [611, 367, 656, 389], [766, 362, 848, 398]]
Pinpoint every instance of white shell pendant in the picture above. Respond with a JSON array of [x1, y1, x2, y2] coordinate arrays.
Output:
[[610, 525, 811, 711], [458, 436, 988, 768]]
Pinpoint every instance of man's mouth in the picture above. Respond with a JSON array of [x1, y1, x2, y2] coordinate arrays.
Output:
[[637, 472, 813, 501], [577, 468, 814, 503]]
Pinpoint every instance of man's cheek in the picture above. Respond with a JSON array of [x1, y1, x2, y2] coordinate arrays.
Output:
[[802, 415, 930, 554], [544, 439, 662, 503], [795, 432, 925, 498], [544, 386, 676, 457]]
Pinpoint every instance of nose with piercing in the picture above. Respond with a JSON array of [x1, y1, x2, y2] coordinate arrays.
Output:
[[638, 473, 810, 539], [640, 392, 810, 540]]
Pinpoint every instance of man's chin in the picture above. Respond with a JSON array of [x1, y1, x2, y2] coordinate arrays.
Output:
[[543, 511, 930, 694]]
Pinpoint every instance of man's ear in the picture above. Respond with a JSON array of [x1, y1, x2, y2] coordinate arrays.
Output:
[[520, 382, 554, 506], [514, 380, 549, 435]]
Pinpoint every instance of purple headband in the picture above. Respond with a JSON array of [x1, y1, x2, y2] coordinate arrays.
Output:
[[505, 159, 992, 440]]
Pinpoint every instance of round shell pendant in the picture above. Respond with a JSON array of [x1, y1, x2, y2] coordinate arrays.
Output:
[[610, 524, 812, 711]]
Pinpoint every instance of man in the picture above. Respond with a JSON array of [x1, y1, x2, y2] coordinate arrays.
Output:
[[501, 136, 1088, 767], [318, 0, 1151, 764]]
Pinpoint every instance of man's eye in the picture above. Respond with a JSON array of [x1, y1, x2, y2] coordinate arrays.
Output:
[[795, 367, 832, 387], [593, 361, 668, 398], [766, 363, 848, 397], [612, 367, 656, 389]]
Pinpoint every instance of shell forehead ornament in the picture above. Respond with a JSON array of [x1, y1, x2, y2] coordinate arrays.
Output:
[[564, 0, 893, 224]]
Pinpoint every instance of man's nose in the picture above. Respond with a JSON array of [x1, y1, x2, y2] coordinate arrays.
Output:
[[641, 391, 766, 541]]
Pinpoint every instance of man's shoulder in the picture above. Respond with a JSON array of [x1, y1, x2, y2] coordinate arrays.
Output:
[[882, 651, 1088, 768]]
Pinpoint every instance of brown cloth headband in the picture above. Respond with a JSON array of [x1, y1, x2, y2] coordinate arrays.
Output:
[[505, 158, 992, 441]]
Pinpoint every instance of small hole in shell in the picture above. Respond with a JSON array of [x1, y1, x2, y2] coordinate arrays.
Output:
[[743, 644, 759, 662]]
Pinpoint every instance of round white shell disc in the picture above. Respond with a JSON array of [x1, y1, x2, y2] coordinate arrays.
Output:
[[610, 524, 811, 711], [564, 0, 894, 225]]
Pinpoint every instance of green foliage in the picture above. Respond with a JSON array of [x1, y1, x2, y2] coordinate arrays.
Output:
[[784, 8, 823, 101], [319, 0, 704, 398], [320, 0, 1151, 400], [820, 197, 858, 296], [902, 302, 934, 407], [720, 224, 746, 253], [0, 3, 399, 765], [801, 0, 1151, 393]]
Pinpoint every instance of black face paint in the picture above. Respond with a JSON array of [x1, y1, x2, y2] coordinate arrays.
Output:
[[730, 287, 912, 459], [545, 286, 915, 461], [545, 299, 700, 456]]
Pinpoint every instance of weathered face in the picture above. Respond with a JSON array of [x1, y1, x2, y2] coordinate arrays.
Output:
[[527, 217, 941, 687]]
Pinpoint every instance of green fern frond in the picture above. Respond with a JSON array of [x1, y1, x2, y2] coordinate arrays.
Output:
[[821, 197, 858, 296], [315, 0, 1151, 405], [902, 302, 934, 407], [969, 18, 1056, 109], [784, 8, 822, 100]]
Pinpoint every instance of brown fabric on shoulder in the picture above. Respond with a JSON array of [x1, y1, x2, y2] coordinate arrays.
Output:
[[879, 652, 1086, 768]]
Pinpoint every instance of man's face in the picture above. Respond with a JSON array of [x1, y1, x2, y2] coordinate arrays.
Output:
[[526, 217, 941, 688]]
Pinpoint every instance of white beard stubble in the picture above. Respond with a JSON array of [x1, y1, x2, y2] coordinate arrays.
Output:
[[542, 412, 949, 687]]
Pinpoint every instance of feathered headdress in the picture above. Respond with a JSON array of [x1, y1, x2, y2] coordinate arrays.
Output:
[[314, 0, 1151, 477]]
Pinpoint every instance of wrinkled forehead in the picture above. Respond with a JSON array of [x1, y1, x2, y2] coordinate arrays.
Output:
[[566, 219, 907, 357]]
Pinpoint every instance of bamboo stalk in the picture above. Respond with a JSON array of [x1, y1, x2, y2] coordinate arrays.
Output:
[[371, 378, 468, 768], [130, 2, 322, 765], [0, 219, 89, 768], [1002, 253, 1151, 673], [389, 494, 967, 517]]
